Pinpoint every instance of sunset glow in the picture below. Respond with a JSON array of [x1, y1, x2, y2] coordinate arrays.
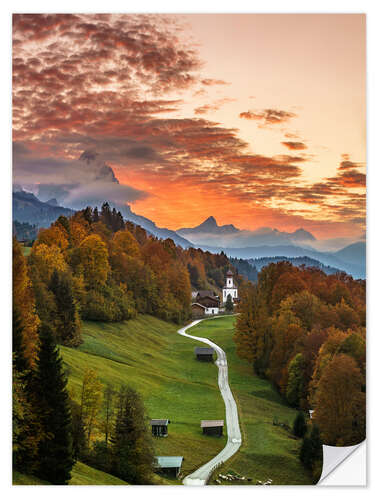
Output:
[[13, 14, 366, 239]]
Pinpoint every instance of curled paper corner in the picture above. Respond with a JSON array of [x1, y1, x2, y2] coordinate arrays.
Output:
[[318, 440, 366, 485]]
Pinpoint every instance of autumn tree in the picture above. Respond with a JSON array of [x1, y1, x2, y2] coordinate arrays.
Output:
[[80, 368, 103, 447], [313, 354, 365, 445], [286, 353, 305, 407], [234, 282, 269, 374], [13, 238, 39, 365], [79, 234, 110, 289], [102, 383, 115, 448]]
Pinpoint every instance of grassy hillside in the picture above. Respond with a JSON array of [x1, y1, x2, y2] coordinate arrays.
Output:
[[188, 316, 315, 485], [13, 461, 128, 485], [60, 315, 225, 484]]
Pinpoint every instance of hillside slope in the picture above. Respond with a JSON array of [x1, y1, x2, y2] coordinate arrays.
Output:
[[60, 315, 225, 483], [13, 461, 128, 485]]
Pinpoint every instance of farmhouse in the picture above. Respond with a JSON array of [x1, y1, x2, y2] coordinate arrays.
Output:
[[195, 346, 214, 361], [201, 420, 224, 436], [191, 290, 220, 317], [154, 456, 184, 478], [150, 419, 170, 437]]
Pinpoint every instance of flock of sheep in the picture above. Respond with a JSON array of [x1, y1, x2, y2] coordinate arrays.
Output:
[[214, 472, 273, 485]]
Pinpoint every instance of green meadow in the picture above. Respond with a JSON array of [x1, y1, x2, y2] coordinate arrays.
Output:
[[15, 314, 314, 485], [13, 461, 128, 485], [61, 315, 225, 483], [188, 316, 314, 485]]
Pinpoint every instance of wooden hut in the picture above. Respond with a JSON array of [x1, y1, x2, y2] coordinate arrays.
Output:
[[195, 346, 214, 362], [154, 456, 184, 478], [150, 419, 170, 437], [201, 420, 224, 436], [191, 302, 206, 318]]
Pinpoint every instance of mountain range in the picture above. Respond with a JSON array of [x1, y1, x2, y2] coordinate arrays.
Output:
[[12, 190, 191, 249], [12, 192, 365, 279], [177, 216, 316, 247], [13, 190, 74, 228]]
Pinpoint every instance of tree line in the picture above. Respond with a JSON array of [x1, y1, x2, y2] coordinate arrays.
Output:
[[17, 202, 240, 354], [234, 261, 366, 453]]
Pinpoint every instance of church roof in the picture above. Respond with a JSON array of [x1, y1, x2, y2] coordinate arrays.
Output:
[[226, 270, 234, 276]]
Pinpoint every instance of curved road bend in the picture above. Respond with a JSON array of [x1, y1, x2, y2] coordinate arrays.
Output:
[[177, 318, 242, 486]]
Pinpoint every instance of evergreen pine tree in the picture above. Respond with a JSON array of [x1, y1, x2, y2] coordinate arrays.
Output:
[[299, 435, 313, 468], [12, 309, 42, 473], [293, 411, 308, 438], [49, 270, 82, 347], [34, 323, 74, 484], [309, 424, 323, 463], [110, 385, 154, 484], [13, 308, 29, 373], [225, 294, 234, 312], [83, 206, 93, 224], [93, 206, 99, 223]]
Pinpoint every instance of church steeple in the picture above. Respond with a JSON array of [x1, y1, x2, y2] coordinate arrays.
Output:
[[222, 269, 238, 304]]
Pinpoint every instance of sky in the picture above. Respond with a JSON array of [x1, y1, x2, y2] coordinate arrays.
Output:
[[12, 13, 366, 239]]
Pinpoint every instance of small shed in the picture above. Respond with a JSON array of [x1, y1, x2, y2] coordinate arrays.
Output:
[[201, 420, 224, 436], [195, 346, 214, 362], [151, 419, 170, 437], [154, 456, 184, 478]]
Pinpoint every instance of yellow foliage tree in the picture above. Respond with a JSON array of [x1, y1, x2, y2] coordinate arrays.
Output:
[[30, 243, 68, 283], [13, 238, 40, 365], [112, 230, 140, 258], [36, 225, 69, 252], [79, 234, 110, 289]]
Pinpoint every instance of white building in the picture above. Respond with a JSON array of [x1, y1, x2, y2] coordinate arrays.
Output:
[[222, 270, 238, 304]]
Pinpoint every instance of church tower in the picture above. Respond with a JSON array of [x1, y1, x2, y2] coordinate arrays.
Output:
[[222, 269, 238, 304]]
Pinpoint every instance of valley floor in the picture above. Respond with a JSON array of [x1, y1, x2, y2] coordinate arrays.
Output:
[[188, 316, 315, 485], [14, 314, 315, 485]]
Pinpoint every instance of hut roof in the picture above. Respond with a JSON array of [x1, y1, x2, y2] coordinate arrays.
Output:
[[200, 420, 224, 428], [150, 419, 170, 426], [196, 290, 215, 297], [191, 302, 206, 310], [155, 456, 184, 468], [195, 347, 214, 355]]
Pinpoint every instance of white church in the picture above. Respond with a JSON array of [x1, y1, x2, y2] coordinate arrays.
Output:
[[222, 269, 238, 305]]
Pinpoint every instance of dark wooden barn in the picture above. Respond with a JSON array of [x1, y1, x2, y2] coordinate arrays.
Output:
[[196, 295, 220, 308], [201, 420, 224, 436], [195, 346, 214, 362], [191, 302, 206, 318], [154, 456, 184, 478], [150, 419, 170, 437]]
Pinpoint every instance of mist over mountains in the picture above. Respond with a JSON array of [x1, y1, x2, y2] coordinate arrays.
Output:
[[177, 216, 317, 248], [13, 150, 365, 280]]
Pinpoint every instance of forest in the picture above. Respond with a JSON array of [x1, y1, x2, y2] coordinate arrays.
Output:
[[234, 261, 366, 476], [12, 203, 240, 484]]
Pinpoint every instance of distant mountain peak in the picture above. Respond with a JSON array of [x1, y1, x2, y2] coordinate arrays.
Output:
[[199, 216, 218, 228], [46, 198, 58, 206], [177, 216, 240, 236], [291, 228, 316, 241]]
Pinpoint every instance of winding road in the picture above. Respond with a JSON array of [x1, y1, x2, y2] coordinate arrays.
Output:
[[177, 317, 242, 485]]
